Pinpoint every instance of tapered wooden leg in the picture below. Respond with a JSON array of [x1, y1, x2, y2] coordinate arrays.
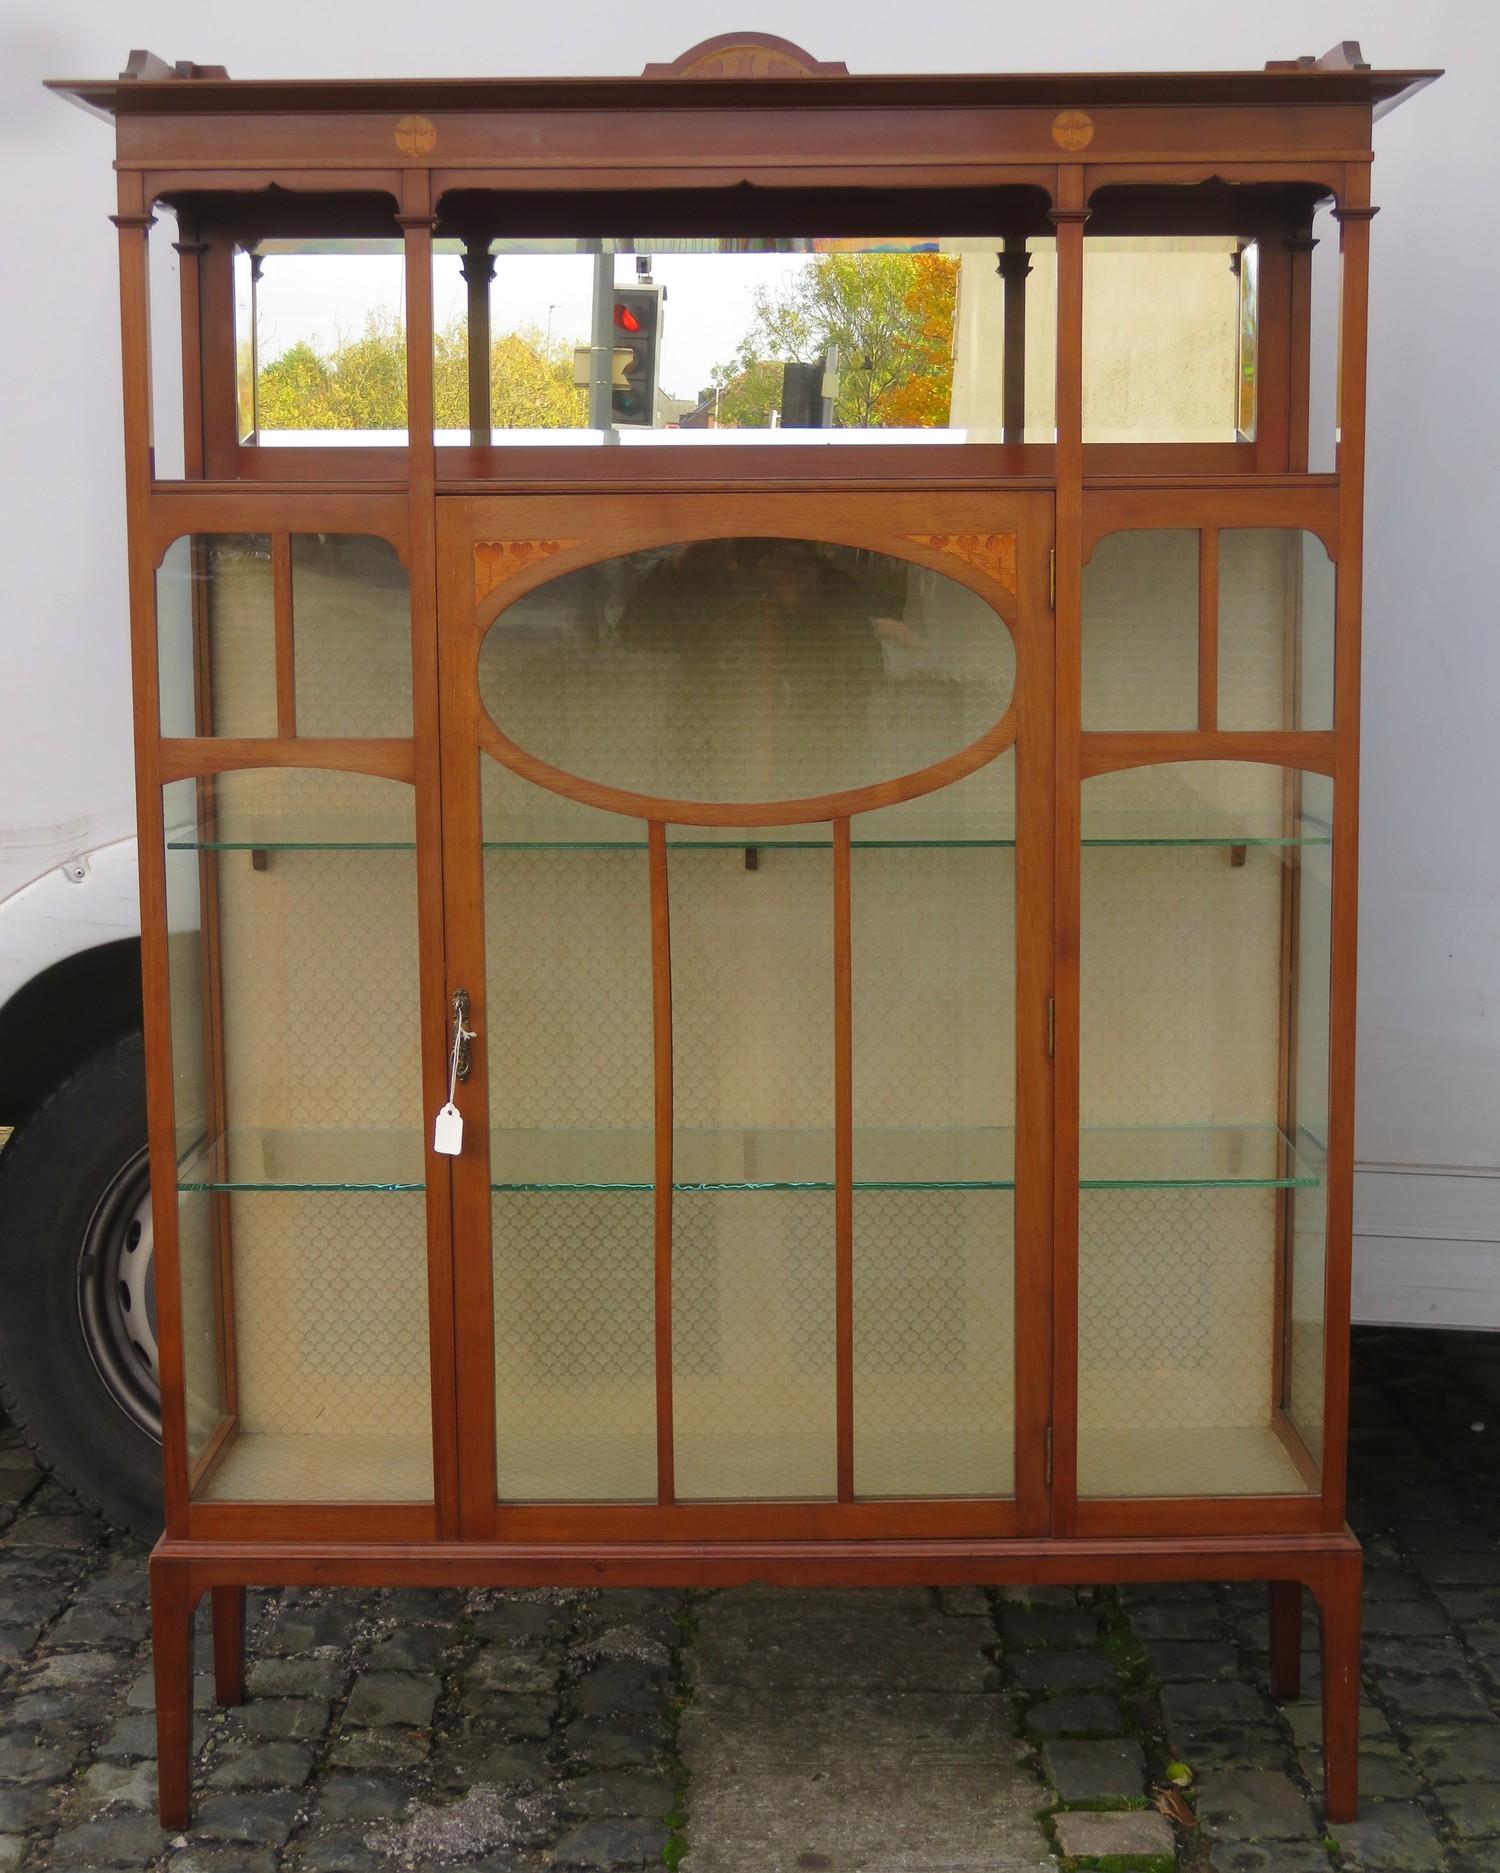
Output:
[[149, 1553, 198, 1829], [211, 1586, 246, 1706], [1269, 1580, 1302, 1700], [1317, 1552, 1363, 1824]]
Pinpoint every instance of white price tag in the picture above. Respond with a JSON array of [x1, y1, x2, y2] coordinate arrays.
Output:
[[432, 1101, 463, 1156]]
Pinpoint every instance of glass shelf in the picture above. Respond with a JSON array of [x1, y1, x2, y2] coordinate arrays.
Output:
[[178, 1123, 1317, 1195], [167, 819, 1329, 854]]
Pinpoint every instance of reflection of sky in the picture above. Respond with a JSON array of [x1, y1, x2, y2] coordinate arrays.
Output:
[[247, 251, 821, 407]]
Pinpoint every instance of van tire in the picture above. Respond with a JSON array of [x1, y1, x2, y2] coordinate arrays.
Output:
[[0, 1030, 162, 1538]]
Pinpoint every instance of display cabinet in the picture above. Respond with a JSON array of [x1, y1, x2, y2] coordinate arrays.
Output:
[[49, 33, 1438, 1827]]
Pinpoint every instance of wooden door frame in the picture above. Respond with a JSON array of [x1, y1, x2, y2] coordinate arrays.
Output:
[[435, 487, 1055, 1545]]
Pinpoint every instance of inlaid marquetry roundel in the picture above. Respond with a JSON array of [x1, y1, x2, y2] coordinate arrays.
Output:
[[474, 536, 1018, 822]]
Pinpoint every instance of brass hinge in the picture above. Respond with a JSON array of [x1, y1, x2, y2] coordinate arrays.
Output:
[[1045, 1425, 1053, 1485], [1049, 546, 1056, 608], [1047, 996, 1056, 1058]]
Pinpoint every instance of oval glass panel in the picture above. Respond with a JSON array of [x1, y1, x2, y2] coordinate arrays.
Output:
[[477, 538, 1015, 806]]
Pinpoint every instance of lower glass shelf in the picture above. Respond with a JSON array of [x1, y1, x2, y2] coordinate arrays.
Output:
[[177, 1123, 1319, 1194], [1076, 1423, 1313, 1498]]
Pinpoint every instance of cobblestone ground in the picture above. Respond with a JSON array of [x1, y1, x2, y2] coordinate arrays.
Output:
[[0, 1326, 1494, 1870]]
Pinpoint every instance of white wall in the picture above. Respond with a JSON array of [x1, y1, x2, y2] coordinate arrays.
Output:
[[1, 0, 1493, 1314]]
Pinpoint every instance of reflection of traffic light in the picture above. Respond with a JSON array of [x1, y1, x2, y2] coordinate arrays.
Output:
[[611, 286, 662, 425]]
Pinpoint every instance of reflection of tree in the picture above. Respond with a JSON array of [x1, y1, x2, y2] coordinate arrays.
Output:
[[707, 253, 958, 429], [254, 310, 587, 430]]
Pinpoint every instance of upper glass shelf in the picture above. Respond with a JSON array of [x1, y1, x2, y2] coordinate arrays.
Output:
[[178, 1123, 1319, 1195], [167, 816, 1329, 854]]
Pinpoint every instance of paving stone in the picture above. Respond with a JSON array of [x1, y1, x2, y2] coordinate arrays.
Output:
[[559, 1770, 676, 1818], [28, 1650, 131, 1690], [430, 1723, 554, 1783], [1437, 1781, 1500, 1838], [1127, 1600, 1226, 1640], [1143, 1638, 1241, 1681], [1161, 1679, 1271, 1730], [0, 1628, 39, 1663], [315, 1771, 410, 1824], [364, 1624, 452, 1671], [1196, 1769, 1317, 1840], [127, 1666, 215, 1710], [49, 1812, 169, 1865], [563, 1721, 664, 1769], [1406, 1723, 1500, 1784], [166, 1850, 278, 1873], [260, 1605, 352, 1653], [572, 1661, 668, 1718], [1366, 1634, 1470, 1676], [1008, 1648, 1117, 1692], [935, 1587, 991, 1617], [1206, 1845, 1346, 1873], [293, 1827, 381, 1873], [1331, 1799, 1448, 1870], [339, 1670, 438, 1729], [469, 1598, 561, 1643], [1164, 1723, 1287, 1773], [0, 1734, 80, 1782], [1051, 1808, 1175, 1858], [244, 1655, 348, 1698], [694, 1591, 998, 1696], [228, 1694, 329, 1740], [1299, 1746, 1424, 1800], [1281, 1699, 1390, 1749], [0, 1839, 21, 1873], [1363, 1600, 1452, 1637], [326, 1725, 430, 1768], [552, 1815, 671, 1867], [206, 1741, 315, 1790], [78, 1756, 157, 1809], [463, 1641, 559, 1696], [1023, 1692, 1122, 1737], [0, 1785, 56, 1830], [191, 1789, 303, 1845], [1002, 1606, 1099, 1649], [1380, 1672, 1492, 1724], [48, 1604, 143, 1648], [1041, 1737, 1144, 1802], [95, 1711, 161, 1761], [3, 1515, 103, 1552], [466, 1691, 558, 1740]]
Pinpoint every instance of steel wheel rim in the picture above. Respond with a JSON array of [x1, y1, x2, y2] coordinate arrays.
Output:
[[77, 1145, 161, 1440]]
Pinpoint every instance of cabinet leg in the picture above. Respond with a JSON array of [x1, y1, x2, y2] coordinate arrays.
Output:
[[1316, 1552, 1363, 1824], [211, 1586, 246, 1706], [1269, 1580, 1302, 1700], [149, 1554, 199, 1829]]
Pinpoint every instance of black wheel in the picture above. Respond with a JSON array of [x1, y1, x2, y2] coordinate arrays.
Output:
[[0, 1030, 162, 1538]]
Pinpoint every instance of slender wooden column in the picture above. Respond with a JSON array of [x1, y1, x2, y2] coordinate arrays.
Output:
[[459, 239, 497, 446], [1197, 526, 1219, 731], [1321, 181, 1377, 1535], [998, 238, 1032, 445], [197, 233, 240, 477], [1049, 172, 1088, 1538], [271, 532, 296, 736], [401, 179, 462, 1535], [114, 180, 194, 1537], [833, 818, 854, 1502], [173, 224, 208, 479], [1285, 219, 1319, 472], [648, 823, 676, 1505]]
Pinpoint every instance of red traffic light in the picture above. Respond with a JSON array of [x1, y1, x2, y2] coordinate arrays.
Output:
[[613, 303, 641, 333]]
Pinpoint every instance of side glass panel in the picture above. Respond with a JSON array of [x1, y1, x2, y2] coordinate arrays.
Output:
[[163, 770, 432, 1502], [478, 539, 1015, 804], [1077, 762, 1329, 1498], [1084, 237, 1254, 443], [237, 239, 408, 445], [431, 230, 1056, 445], [1218, 530, 1335, 731], [291, 534, 413, 736], [669, 847, 836, 1501], [1082, 530, 1199, 730], [850, 749, 1017, 1498], [158, 536, 276, 738], [481, 769, 657, 1503]]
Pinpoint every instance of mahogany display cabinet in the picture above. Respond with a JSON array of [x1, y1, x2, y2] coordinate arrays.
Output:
[[50, 34, 1438, 1826]]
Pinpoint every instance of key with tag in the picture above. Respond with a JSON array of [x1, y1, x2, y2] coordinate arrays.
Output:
[[434, 988, 474, 1156]]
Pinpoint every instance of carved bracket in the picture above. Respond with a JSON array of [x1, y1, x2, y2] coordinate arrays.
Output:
[[908, 533, 1018, 595], [474, 539, 580, 605]]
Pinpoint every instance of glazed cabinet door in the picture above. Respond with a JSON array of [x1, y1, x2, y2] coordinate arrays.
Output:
[[148, 516, 457, 1539], [436, 492, 1054, 1541]]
